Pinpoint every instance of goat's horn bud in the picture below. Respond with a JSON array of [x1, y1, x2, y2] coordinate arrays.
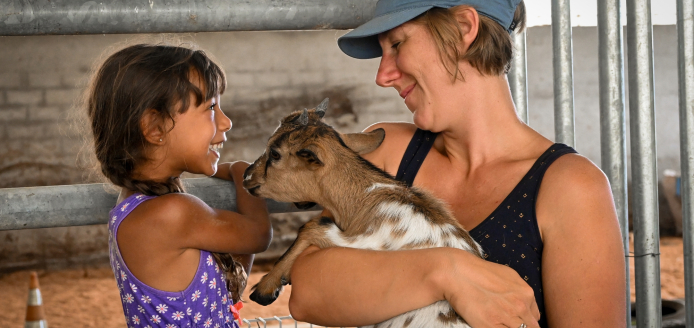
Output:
[[298, 108, 309, 125], [315, 98, 329, 118]]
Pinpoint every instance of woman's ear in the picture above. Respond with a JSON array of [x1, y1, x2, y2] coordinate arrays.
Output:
[[453, 6, 480, 52], [140, 109, 167, 144]]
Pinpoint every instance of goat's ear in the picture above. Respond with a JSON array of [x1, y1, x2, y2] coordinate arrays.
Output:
[[342, 128, 386, 155], [296, 148, 323, 168]]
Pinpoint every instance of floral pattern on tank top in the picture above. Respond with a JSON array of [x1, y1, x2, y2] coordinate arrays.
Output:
[[108, 193, 239, 328]]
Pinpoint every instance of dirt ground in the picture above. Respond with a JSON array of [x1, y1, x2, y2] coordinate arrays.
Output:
[[0, 236, 687, 327]]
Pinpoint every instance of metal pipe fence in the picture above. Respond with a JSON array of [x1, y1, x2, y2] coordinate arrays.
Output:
[[3, 0, 694, 327], [597, 0, 631, 326], [240, 315, 348, 328], [677, 0, 694, 325]]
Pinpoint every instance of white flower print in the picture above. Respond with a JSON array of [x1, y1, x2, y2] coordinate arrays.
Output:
[[172, 311, 184, 320], [226, 315, 230, 323], [204, 318, 212, 328], [191, 290, 201, 301], [186, 307, 192, 315], [141, 295, 151, 304], [201, 272, 208, 283], [209, 278, 216, 289], [156, 304, 168, 314], [130, 283, 138, 293], [166, 324, 177, 328], [121, 203, 129, 211], [123, 293, 134, 303], [214, 324, 220, 328], [221, 295, 227, 304], [193, 312, 202, 323], [210, 301, 217, 311], [120, 270, 127, 281], [111, 215, 117, 224], [144, 326, 151, 328], [167, 297, 178, 301], [116, 261, 120, 270], [215, 263, 219, 273], [217, 289, 221, 297], [203, 297, 208, 307], [138, 305, 145, 314], [150, 315, 161, 324], [206, 255, 213, 266], [136, 195, 144, 200], [132, 315, 140, 325], [218, 310, 223, 319]]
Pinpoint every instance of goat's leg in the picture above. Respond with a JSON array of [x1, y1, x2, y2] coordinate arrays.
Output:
[[250, 216, 338, 305]]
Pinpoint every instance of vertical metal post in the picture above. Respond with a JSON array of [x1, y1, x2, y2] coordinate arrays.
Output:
[[626, 0, 661, 327], [551, 0, 575, 147], [509, 29, 529, 124], [598, 0, 630, 326], [677, 0, 694, 324]]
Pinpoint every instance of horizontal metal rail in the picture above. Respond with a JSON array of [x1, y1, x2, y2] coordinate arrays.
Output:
[[0, 0, 378, 36], [0, 178, 316, 231], [241, 315, 346, 328]]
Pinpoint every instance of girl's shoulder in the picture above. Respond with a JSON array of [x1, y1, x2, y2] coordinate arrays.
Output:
[[121, 192, 211, 231]]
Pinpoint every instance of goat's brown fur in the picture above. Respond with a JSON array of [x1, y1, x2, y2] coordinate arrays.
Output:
[[243, 99, 482, 327]]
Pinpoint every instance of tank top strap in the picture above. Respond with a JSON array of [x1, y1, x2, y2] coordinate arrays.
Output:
[[525, 143, 578, 197], [395, 129, 439, 186]]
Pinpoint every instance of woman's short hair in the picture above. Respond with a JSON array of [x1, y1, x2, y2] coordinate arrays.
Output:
[[413, 1, 526, 80]]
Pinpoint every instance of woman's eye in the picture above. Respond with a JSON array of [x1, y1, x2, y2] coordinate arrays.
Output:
[[270, 149, 281, 161], [391, 41, 401, 49]]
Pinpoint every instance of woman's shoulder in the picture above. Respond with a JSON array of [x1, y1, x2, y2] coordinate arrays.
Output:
[[536, 152, 617, 231], [361, 122, 419, 173]]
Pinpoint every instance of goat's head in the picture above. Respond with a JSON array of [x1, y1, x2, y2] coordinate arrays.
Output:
[[243, 98, 385, 207]]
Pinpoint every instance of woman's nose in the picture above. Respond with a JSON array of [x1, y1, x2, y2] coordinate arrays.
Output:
[[375, 53, 401, 87]]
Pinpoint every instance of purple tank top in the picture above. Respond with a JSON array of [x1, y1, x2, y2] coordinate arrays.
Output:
[[108, 193, 239, 328]]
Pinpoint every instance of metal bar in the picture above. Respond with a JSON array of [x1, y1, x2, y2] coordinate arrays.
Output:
[[0, 0, 378, 36], [509, 29, 529, 124], [626, 0, 661, 326], [597, 0, 630, 326], [0, 178, 317, 231], [677, 0, 694, 324], [551, 0, 575, 147]]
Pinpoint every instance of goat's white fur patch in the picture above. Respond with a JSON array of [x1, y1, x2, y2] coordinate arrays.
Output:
[[326, 201, 476, 253], [365, 183, 398, 193]]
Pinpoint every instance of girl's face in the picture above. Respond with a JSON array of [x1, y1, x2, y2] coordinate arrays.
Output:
[[376, 21, 458, 131], [166, 79, 232, 177]]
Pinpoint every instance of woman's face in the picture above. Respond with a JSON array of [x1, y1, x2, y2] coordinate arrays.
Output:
[[376, 21, 457, 130]]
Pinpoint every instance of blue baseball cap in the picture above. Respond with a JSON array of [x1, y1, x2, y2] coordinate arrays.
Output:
[[338, 0, 522, 59]]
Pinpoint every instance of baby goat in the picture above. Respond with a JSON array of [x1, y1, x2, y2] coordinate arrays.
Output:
[[243, 99, 483, 328]]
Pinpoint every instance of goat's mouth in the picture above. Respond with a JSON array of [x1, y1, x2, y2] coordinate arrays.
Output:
[[245, 185, 261, 197]]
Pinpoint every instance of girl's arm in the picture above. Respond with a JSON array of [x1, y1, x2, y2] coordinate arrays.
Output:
[[148, 161, 272, 255], [289, 246, 541, 328], [537, 155, 626, 327]]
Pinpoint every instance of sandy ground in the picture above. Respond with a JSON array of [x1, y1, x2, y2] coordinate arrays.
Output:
[[0, 236, 687, 327]]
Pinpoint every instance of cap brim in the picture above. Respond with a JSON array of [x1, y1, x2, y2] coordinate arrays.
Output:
[[338, 6, 433, 59]]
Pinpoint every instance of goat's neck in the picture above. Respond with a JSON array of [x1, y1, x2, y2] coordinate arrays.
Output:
[[316, 159, 398, 230]]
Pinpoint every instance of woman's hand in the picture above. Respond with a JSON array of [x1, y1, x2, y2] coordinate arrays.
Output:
[[440, 250, 541, 328]]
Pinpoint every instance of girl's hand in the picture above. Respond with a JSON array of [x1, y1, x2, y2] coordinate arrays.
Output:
[[442, 251, 541, 328]]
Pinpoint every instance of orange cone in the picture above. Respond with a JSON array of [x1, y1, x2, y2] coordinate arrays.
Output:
[[24, 272, 47, 328]]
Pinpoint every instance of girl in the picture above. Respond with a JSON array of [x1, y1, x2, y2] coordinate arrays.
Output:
[[87, 44, 272, 328], [288, 1, 626, 328]]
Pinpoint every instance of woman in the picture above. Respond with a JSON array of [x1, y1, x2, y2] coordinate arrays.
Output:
[[288, 1, 626, 327]]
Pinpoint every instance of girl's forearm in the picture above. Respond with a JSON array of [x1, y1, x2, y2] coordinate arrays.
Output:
[[288, 246, 455, 326]]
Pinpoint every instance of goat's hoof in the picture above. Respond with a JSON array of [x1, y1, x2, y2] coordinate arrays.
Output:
[[250, 287, 282, 306]]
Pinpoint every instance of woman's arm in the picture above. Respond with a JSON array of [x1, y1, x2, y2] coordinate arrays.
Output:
[[537, 154, 626, 327], [289, 245, 541, 328]]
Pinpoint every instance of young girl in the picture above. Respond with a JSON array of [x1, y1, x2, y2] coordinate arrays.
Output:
[[87, 44, 272, 328]]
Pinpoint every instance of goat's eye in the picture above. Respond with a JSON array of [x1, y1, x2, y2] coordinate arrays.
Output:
[[269, 149, 281, 161]]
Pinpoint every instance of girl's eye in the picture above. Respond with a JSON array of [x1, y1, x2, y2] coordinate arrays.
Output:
[[209, 103, 216, 110], [269, 149, 281, 161]]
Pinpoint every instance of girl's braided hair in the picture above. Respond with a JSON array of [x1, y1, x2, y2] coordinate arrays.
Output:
[[87, 43, 246, 303]]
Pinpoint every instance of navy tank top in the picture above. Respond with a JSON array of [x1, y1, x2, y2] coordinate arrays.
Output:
[[395, 129, 577, 328]]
